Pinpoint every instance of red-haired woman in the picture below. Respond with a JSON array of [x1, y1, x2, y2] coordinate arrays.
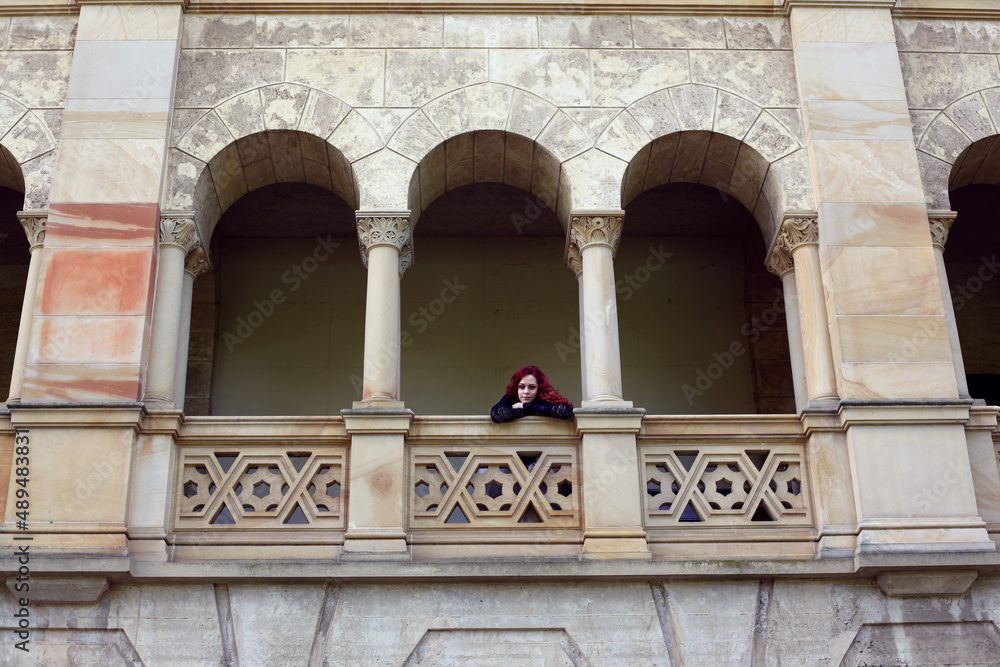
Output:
[[491, 366, 574, 423]]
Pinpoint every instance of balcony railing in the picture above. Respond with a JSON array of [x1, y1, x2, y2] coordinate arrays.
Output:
[[163, 413, 818, 559]]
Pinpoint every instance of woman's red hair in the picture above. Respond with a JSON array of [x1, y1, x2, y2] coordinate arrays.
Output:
[[505, 366, 573, 406]]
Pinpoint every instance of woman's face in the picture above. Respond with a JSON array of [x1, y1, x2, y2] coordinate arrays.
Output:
[[518, 374, 539, 404]]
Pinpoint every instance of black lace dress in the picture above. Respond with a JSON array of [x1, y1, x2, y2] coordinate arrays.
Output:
[[490, 393, 575, 423]]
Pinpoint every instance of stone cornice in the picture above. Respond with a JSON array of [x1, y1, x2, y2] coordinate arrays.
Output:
[[928, 210, 958, 251], [356, 213, 413, 274], [569, 211, 624, 256], [159, 214, 201, 254], [17, 210, 46, 251]]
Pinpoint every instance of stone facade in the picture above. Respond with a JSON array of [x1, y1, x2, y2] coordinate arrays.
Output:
[[0, 0, 1000, 665]]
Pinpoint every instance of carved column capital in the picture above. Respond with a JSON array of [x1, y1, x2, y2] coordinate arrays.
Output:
[[356, 213, 413, 274], [565, 240, 583, 277], [780, 214, 819, 250], [766, 243, 794, 277], [16, 210, 46, 251], [159, 214, 200, 254], [569, 212, 624, 254], [184, 246, 210, 277], [927, 210, 957, 251]]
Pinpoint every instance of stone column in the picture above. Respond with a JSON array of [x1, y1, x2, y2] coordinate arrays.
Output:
[[569, 212, 628, 406], [566, 243, 587, 400], [928, 211, 970, 398], [173, 248, 209, 410], [355, 213, 412, 408], [775, 214, 838, 407], [791, 2, 992, 556], [7, 212, 46, 403], [765, 237, 808, 412], [144, 215, 201, 408]]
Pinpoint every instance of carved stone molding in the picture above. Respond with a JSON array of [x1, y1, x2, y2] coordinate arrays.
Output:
[[159, 215, 200, 254], [184, 246, 210, 277], [928, 210, 957, 251], [569, 213, 624, 254], [356, 214, 413, 273], [16, 210, 46, 250]]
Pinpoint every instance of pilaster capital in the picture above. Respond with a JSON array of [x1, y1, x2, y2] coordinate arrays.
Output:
[[159, 214, 200, 254], [568, 211, 624, 257], [16, 210, 46, 251], [356, 212, 413, 274], [184, 246, 210, 277], [928, 210, 958, 251]]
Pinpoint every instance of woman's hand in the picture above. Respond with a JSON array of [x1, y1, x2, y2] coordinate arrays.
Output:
[[512, 402, 525, 409]]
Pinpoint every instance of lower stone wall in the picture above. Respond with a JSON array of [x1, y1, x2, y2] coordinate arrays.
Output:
[[4, 577, 1000, 665]]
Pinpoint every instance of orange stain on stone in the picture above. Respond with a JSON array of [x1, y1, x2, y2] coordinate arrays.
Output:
[[39, 247, 154, 316], [46, 202, 159, 246]]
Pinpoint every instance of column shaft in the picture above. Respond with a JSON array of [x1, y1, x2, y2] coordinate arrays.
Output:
[[7, 214, 45, 402], [780, 271, 809, 412], [571, 213, 626, 405], [357, 214, 411, 408], [790, 242, 838, 404]]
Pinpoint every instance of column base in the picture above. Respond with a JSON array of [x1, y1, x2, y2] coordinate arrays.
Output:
[[581, 528, 650, 560], [857, 524, 995, 555], [128, 537, 169, 563], [817, 533, 857, 558], [341, 531, 410, 561]]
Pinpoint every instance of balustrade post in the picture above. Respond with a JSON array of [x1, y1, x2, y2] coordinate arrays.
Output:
[[567, 211, 649, 559], [7, 212, 46, 403]]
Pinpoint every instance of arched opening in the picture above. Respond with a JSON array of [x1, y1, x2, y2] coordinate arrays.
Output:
[[403, 131, 577, 414], [185, 131, 362, 415], [0, 144, 26, 401], [945, 136, 1000, 405], [620, 132, 795, 414]]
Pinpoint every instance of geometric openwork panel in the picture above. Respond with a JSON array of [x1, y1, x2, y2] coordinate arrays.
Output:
[[640, 444, 810, 527], [409, 445, 579, 529], [174, 447, 347, 530]]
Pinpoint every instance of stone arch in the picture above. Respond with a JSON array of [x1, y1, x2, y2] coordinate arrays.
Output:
[[614, 83, 810, 242], [389, 83, 592, 225], [167, 83, 368, 247], [916, 87, 1000, 210], [0, 92, 58, 210], [406, 130, 566, 232]]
